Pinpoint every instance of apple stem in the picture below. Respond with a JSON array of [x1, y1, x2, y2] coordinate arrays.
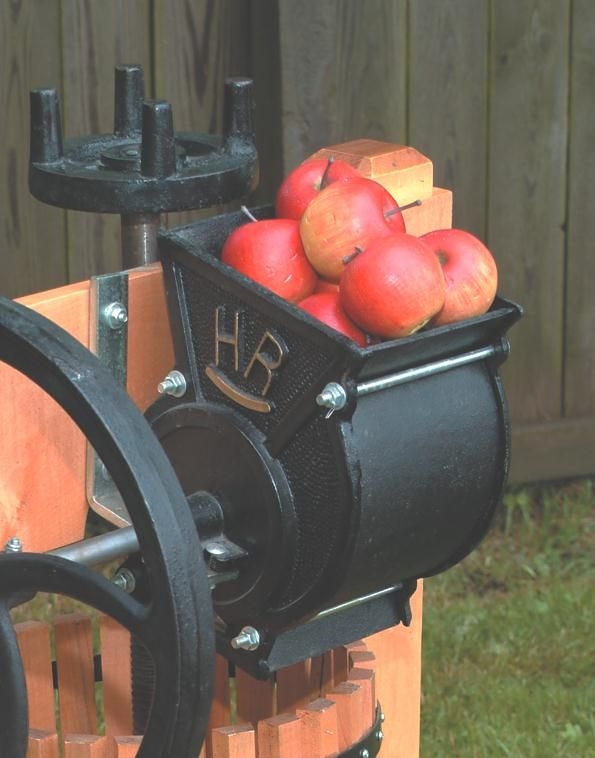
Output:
[[384, 198, 422, 217], [320, 156, 335, 189], [342, 246, 363, 265], [240, 205, 259, 222]]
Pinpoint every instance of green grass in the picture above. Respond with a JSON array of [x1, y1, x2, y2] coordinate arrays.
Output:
[[421, 478, 595, 757]]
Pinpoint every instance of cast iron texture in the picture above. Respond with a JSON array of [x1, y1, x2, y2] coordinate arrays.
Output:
[[29, 65, 258, 214], [0, 297, 215, 758], [154, 206, 522, 637]]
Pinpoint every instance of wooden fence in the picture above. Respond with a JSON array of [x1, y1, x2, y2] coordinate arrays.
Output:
[[1, 0, 594, 485]]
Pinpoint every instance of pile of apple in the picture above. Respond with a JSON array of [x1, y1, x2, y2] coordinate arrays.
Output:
[[221, 156, 498, 347]]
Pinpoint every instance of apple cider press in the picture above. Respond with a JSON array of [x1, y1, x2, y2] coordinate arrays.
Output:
[[0, 66, 521, 757]]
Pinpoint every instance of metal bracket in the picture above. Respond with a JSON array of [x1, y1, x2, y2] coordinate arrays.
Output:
[[86, 271, 132, 527]]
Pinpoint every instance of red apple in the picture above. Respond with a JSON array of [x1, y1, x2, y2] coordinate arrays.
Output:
[[340, 233, 445, 339], [299, 177, 404, 282], [421, 228, 498, 326], [314, 278, 340, 295], [299, 291, 367, 346], [221, 218, 317, 303], [275, 157, 360, 220]]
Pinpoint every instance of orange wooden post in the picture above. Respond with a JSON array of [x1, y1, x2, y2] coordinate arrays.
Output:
[[294, 698, 339, 757], [27, 730, 60, 758], [16, 621, 55, 733], [54, 614, 97, 737], [99, 615, 133, 737], [62, 735, 113, 758], [256, 713, 303, 758], [113, 736, 142, 758], [275, 660, 311, 713], [210, 725, 256, 758], [235, 668, 276, 726], [205, 654, 232, 756]]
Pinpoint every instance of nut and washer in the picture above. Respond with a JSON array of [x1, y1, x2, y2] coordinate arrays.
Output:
[[158, 370, 187, 398], [230, 625, 261, 651], [103, 301, 128, 330], [316, 382, 347, 412], [112, 567, 137, 594], [4, 536, 23, 553]]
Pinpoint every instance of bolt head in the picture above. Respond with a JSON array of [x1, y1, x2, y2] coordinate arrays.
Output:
[[230, 625, 261, 651], [360, 749, 370, 758], [4, 536, 23, 553], [104, 302, 128, 330]]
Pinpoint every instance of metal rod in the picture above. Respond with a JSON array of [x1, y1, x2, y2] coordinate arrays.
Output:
[[120, 212, 160, 269], [356, 344, 499, 398], [48, 526, 139, 567]]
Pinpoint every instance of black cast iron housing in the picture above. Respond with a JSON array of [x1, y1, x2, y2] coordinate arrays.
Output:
[[149, 206, 522, 675]]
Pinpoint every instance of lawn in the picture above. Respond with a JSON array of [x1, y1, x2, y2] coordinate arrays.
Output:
[[421, 478, 595, 757]]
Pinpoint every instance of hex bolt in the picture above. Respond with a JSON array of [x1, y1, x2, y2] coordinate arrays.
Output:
[[104, 301, 128, 330], [112, 567, 136, 594], [316, 382, 348, 411], [230, 626, 261, 651], [157, 370, 187, 398], [4, 536, 23, 553]]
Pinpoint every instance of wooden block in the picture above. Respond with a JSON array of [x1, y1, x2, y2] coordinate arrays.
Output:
[[113, 736, 142, 758], [206, 655, 231, 756], [347, 668, 376, 726], [308, 651, 333, 699], [364, 582, 424, 758], [54, 614, 97, 737], [63, 734, 113, 758], [210, 725, 256, 758], [27, 729, 60, 758], [126, 264, 174, 411], [348, 649, 377, 672], [276, 660, 310, 714], [402, 187, 453, 236], [309, 139, 434, 204], [257, 713, 303, 758], [332, 646, 349, 689], [295, 698, 339, 758], [235, 668, 276, 726], [99, 615, 133, 737], [325, 681, 366, 752], [15, 620, 55, 732], [0, 282, 90, 552]]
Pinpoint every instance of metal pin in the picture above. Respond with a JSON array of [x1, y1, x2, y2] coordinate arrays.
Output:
[[230, 626, 261, 651], [157, 370, 187, 398]]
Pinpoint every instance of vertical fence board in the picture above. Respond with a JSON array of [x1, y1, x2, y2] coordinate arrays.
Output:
[[54, 614, 97, 737], [0, 0, 67, 298], [16, 621, 56, 732], [235, 668, 276, 726], [488, 1, 570, 423], [152, 0, 252, 228], [564, 0, 595, 417], [295, 699, 339, 758], [277, 0, 407, 172], [60, 0, 152, 283], [409, 0, 489, 237], [275, 660, 310, 714], [206, 655, 232, 757], [257, 714, 303, 758]]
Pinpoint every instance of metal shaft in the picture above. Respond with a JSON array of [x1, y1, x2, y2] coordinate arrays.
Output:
[[49, 525, 139, 567], [120, 212, 160, 269]]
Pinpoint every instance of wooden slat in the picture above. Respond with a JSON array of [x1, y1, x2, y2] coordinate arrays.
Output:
[[256, 713, 302, 758], [307, 651, 333, 700], [277, 1, 408, 172], [114, 736, 142, 758], [27, 729, 60, 758], [63, 735, 112, 758], [325, 682, 365, 753], [153, 0, 252, 228], [295, 698, 339, 758], [0, 0, 67, 299], [210, 725, 256, 758], [0, 281, 90, 553], [99, 616, 133, 737], [205, 655, 231, 758], [409, 0, 489, 237], [564, 0, 595, 417], [16, 621, 55, 732], [60, 0, 151, 283], [235, 668, 276, 726], [275, 660, 310, 714], [347, 668, 375, 726], [364, 583, 424, 758], [54, 614, 97, 737], [488, 1, 570, 423]]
